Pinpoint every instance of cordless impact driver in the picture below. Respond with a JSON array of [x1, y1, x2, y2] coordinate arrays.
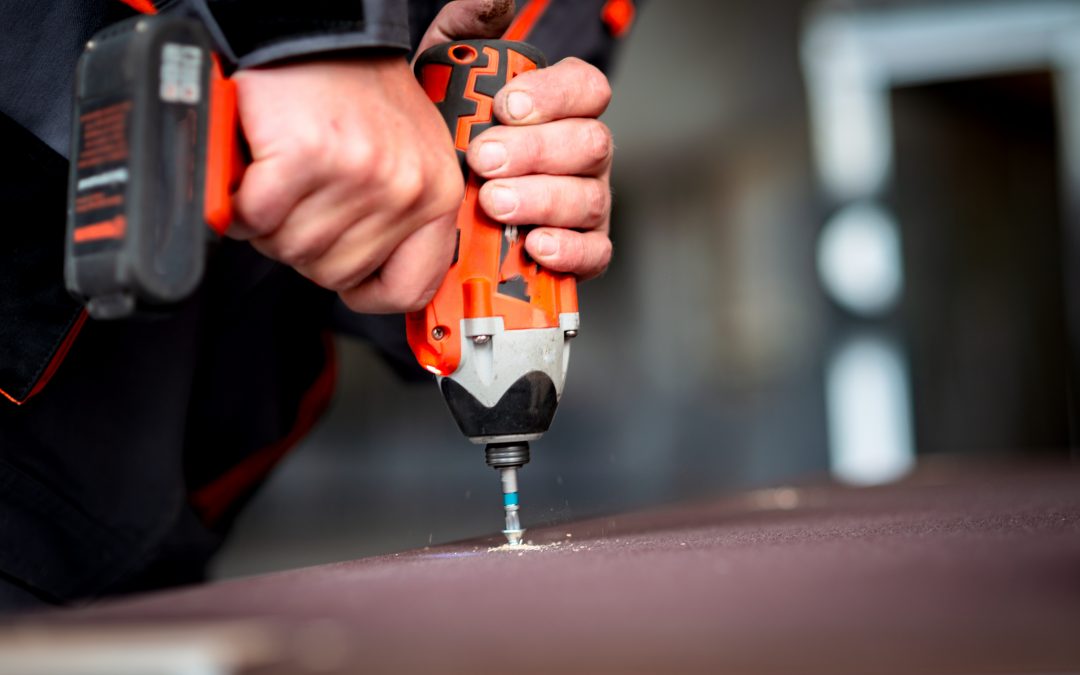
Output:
[[407, 41, 578, 546], [65, 14, 578, 546]]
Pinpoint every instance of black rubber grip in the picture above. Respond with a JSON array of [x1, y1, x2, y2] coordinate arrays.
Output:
[[414, 39, 546, 174]]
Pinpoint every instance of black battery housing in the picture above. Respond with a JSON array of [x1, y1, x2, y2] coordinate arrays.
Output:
[[65, 14, 214, 319]]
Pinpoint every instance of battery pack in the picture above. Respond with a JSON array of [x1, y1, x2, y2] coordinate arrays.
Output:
[[65, 14, 214, 319]]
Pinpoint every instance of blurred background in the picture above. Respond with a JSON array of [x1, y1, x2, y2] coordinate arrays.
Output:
[[213, 0, 1080, 578]]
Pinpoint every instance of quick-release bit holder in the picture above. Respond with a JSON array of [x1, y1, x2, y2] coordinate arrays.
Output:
[[485, 442, 531, 468], [407, 40, 579, 454]]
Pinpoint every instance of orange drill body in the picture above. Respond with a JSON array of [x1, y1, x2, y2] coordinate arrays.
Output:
[[408, 42, 578, 381], [407, 40, 582, 545]]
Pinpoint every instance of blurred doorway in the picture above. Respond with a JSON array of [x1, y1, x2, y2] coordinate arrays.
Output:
[[803, 1, 1080, 480], [894, 71, 1072, 456]]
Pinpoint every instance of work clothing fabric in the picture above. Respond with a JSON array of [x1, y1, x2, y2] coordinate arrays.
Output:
[[191, 0, 411, 69], [0, 0, 633, 610]]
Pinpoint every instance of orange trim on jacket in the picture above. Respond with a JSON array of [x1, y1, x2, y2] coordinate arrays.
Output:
[[0, 311, 89, 406], [601, 0, 635, 38], [117, 0, 157, 14], [504, 0, 551, 41]]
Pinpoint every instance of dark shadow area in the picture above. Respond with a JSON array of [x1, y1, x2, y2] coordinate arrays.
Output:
[[893, 72, 1073, 456]]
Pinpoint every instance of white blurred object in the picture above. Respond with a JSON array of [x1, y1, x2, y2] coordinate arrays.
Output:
[[826, 335, 915, 486], [817, 201, 903, 317]]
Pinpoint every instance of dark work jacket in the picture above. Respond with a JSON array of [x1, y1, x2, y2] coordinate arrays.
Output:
[[0, 0, 635, 610]]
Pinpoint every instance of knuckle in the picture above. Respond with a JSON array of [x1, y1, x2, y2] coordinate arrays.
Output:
[[583, 181, 610, 225], [502, 128, 541, 173], [594, 76, 613, 106], [580, 65, 612, 111], [334, 136, 380, 185], [535, 181, 558, 221], [317, 259, 374, 293], [409, 286, 439, 312], [585, 122, 613, 165], [236, 177, 284, 235], [339, 290, 367, 313], [434, 171, 464, 217], [589, 67, 612, 98], [291, 125, 328, 160], [236, 201, 276, 237], [593, 236, 614, 271], [275, 229, 322, 267], [462, 0, 514, 24], [558, 86, 576, 119], [566, 233, 588, 269], [392, 278, 439, 313], [306, 266, 342, 292], [525, 128, 547, 167], [560, 56, 589, 71], [392, 158, 426, 209]]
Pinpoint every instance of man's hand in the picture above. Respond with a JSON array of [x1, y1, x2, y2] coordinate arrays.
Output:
[[232, 0, 615, 318], [420, 0, 616, 281], [469, 58, 614, 280], [230, 57, 463, 313]]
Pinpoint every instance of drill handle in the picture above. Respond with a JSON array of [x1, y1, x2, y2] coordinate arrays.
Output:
[[417, 40, 546, 169], [407, 40, 579, 378]]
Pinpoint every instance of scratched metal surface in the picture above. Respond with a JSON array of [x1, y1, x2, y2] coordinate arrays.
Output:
[[13, 461, 1080, 674]]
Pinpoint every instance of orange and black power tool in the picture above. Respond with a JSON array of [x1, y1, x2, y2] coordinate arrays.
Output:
[[408, 41, 579, 546], [65, 13, 242, 319], [64, 13, 572, 544]]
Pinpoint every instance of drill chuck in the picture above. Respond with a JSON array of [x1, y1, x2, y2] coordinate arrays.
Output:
[[485, 442, 531, 469]]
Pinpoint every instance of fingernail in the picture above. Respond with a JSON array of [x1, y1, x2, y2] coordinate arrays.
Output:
[[535, 233, 558, 257], [488, 186, 518, 216], [506, 91, 533, 120], [476, 142, 507, 172]]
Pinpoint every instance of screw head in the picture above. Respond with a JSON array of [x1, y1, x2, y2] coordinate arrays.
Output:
[[565, 330, 578, 339], [431, 326, 446, 340], [473, 335, 491, 345]]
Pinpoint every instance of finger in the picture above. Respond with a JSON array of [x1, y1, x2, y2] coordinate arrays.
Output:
[[247, 178, 379, 267], [525, 228, 612, 280], [414, 0, 515, 59], [478, 175, 610, 230], [339, 214, 458, 313], [230, 157, 321, 240], [467, 118, 613, 179], [493, 57, 611, 126], [293, 213, 406, 292]]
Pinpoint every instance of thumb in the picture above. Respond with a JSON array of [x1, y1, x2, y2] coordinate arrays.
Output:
[[413, 0, 515, 62]]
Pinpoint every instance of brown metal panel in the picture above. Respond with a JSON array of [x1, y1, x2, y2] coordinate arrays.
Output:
[[7, 461, 1080, 674]]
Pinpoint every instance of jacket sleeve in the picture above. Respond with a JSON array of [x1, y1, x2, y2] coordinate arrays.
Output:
[[178, 0, 412, 69], [519, 0, 641, 76]]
